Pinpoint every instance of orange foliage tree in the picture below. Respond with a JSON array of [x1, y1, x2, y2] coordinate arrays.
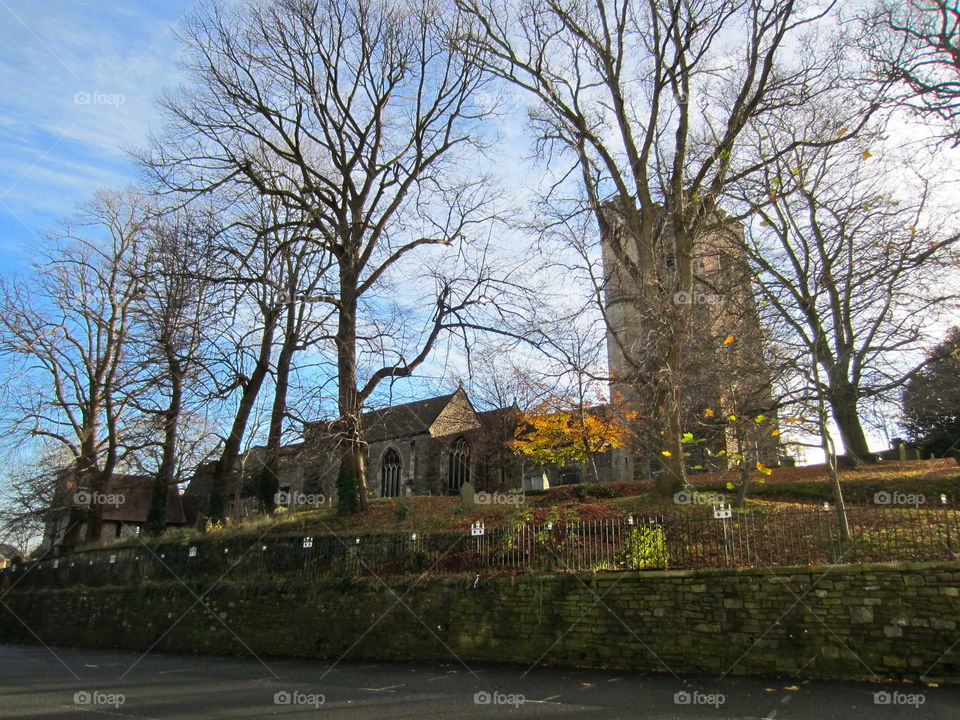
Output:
[[509, 395, 634, 482]]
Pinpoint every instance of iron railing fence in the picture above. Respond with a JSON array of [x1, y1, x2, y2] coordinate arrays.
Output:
[[3, 505, 959, 590]]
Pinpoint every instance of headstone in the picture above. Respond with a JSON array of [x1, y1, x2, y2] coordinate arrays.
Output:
[[460, 481, 475, 507], [522, 470, 551, 492]]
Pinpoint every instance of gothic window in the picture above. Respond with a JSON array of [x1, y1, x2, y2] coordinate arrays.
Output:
[[448, 436, 471, 493], [381, 448, 402, 498]]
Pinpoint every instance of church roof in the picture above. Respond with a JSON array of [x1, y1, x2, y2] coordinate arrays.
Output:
[[360, 392, 458, 443], [55, 473, 188, 526], [100, 475, 187, 526]]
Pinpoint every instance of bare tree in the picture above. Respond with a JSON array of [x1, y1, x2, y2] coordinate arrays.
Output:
[[0, 190, 149, 546], [459, 0, 875, 494], [863, 0, 960, 144], [132, 207, 227, 535], [727, 130, 960, 464], [199, 211, 287, 524], [144, 0, 511, 513], [244, 197, 335, 514], [0, 449, 66, 556]]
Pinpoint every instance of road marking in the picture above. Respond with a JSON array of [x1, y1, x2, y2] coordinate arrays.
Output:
[[360, 684, 405, 692], [63, 705, 161, 720]]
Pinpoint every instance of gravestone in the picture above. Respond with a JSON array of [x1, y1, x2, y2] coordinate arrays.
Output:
[[522, 469, 550, 492], [459, 481, 475, 507]]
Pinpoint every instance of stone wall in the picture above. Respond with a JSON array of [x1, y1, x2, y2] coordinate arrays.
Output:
[[2, 561, 959, 682]]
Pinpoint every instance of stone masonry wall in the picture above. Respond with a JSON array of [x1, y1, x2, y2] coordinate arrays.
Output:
[[2, 561, 959, 682]]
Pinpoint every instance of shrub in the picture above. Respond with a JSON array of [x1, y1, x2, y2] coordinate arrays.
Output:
[[616, 524, 669, 569]]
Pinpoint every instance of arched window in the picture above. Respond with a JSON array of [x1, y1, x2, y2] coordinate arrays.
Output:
[[448, 436, 471, 493], [381, 448, 402, 498]]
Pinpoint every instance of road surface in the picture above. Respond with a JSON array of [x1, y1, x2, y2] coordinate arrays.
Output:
[[0, 644, 955, 718]]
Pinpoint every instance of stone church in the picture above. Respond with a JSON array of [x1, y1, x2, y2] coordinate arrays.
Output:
[[183, 388, 524, 521], [180, 201, 780, 521], [182, 386, 632, 523]]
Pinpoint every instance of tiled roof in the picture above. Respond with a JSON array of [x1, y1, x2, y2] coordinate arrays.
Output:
[[360, 393, 457, 443], [97, 475, 187, 525]]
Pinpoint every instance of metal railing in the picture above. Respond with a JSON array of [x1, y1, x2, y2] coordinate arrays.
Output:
[[3, 505, 959, 590]]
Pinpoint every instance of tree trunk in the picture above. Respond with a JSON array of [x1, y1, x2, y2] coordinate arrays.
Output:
[[63, 451, 98, 550], [147, 359, 182, 536], [80, 425, 108, 544], [824, 434, 850, 542], [259, 307, 297, 513], [656, 323, 687, 496], [733, 460, 751, 507], [207, 314, 277, 523], [335, 285, 368, 514], [816, 378, 850, 541], [829, 385, 875, 465]]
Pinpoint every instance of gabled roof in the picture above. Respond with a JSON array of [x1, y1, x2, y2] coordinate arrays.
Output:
[[360, 392, 459, 443], [96, 475, 187, 526]]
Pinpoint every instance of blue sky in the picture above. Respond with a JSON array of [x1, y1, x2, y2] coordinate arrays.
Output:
[[2, 0, 947, 461], [0, 0, 195, 273]]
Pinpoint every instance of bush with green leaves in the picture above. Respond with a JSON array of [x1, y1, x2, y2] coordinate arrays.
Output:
[[616, 524, 669, 569]]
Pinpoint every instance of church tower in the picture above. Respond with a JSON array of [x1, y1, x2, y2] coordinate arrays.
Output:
[[599, 198, 780, 479]]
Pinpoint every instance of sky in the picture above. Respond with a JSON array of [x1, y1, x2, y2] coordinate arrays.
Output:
[[0, 0, 195, 273], [0, 0, 548, 442], [0, 0, 954, 465]]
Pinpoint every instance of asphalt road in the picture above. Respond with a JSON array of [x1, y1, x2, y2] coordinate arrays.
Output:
[[0, 644, 956, 719]]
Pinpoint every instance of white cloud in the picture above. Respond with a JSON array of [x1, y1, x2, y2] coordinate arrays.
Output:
[[0, 0, 192, 267]]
